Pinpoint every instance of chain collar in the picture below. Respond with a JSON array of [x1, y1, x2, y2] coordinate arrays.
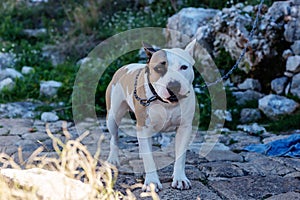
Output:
[[133, 67, 168, 106]]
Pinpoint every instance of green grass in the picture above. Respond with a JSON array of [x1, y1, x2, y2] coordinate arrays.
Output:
[[0, 0, 298, 132], [263, 112, 300, 133]]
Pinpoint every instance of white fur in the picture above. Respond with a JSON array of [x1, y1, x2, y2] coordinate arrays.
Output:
[[106, 40, 197, 191]]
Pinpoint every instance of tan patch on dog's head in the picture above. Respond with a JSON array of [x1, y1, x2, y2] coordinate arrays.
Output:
[[148, 50, 168, 83]]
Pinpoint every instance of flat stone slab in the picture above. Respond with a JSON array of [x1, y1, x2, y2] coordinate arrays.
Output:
[[0, 118, 300, 199], [209, 176, 300, 200], [132, 181, 222, 200], [266, 192, 300, 200], [199, 162, 245, 180], [204, 150, 243, 162]]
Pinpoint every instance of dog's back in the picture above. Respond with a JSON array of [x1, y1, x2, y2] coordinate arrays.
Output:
[[105, 63, 145, 113]]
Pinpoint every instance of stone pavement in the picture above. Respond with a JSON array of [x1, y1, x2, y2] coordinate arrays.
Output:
[[0, 118, 300, 200]]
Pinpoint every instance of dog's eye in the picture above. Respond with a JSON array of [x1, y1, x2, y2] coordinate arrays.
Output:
[[154, 64, 167, 75], [180, 65, 188, 70], [160, 61, 166, 65]]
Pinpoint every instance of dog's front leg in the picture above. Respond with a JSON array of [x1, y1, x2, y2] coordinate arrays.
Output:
[[172, 125, 192, 190], [137, 126, 162, 192]]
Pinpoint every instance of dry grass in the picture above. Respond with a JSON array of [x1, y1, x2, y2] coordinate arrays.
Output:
[[0, 122, 158, 200], [62, 0, 104, 35]]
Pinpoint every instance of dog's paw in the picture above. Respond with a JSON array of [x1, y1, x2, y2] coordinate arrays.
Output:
[[142, 172, 163, 192], [171, 175, 191, 190], [106, 155, 120, 166]]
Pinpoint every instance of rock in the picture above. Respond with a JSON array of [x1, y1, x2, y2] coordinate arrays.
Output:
[[271, 77, 289, 94], [23, 28, 47, 38], [284, 2, 300, 42], [232, 90, 264, 105], [221, 132, 261, 151], [189, 142, 230, 155], [237, 123, 266, 135], [291, 73, 300, 98], [242, 5, 253, 13], [22, 132, 49, 141], [21, 66, 34, 74], [0, 168, 92, 200], [30, 0, 49, 3], [166, 7, 219, 47], [42, 45, 65, 66], [0, 78, 15, 92], [0, 135, 21, 155], [0, 52, 16, 69], [266, 192, 300, 200], [203, 150, 243, 162], [16, 139, 39, 152], [0, 68, 23, 80], [41, 112, 59, 122], [199, 162, 245, 179], [0, 135, 21, 146], [213, 109, 232, 122], [240, 108, 262, 123], [209, 176, 300, 200], [284, 71, 294, 77], [286, 55, 300, 73], [262, 135, 290, 144], [282, 49, 293, 59], [0, 101, 41, 118], [258, 94, 299, 119], [40, 80, 62, 97], [291, 40, 300, 55], [236, 156, 296, 177], [157, 181, 222, 200], [238, 78, 261, 91]]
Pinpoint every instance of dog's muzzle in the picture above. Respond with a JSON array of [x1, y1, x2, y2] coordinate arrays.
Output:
[[166, 81, 188, 103]]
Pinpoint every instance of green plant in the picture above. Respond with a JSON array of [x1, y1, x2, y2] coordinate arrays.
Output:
[[263, 112, 300, 132]]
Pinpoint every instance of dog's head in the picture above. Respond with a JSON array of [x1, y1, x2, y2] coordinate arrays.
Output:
[[143, 40, 196, 104]]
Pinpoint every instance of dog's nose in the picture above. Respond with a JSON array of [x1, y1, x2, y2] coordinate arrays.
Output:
[[167, 80, 181, 95]]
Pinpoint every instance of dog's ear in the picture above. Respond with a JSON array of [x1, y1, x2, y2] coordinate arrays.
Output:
[[142, 41, 156, 57], [184, 39, 197, 57]]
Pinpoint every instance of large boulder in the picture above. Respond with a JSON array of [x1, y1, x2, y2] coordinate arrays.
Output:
[[258, 94, 299, 119], [166, 7, 219, 48], [0, 168, 92, 200], [291, 73, 300, 98]]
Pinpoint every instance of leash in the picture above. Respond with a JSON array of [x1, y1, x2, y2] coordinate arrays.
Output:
[[194, 0, 264, 89], [134, 0, 264, 106]]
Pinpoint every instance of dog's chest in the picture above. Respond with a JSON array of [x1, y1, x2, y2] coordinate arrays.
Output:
[[145, 103, 182, 132]]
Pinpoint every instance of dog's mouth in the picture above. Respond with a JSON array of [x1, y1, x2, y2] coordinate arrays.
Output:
[[166, 88, 188, 103]]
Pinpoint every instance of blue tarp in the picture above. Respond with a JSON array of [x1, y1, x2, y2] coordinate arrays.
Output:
[[244, 134, 300, 158]]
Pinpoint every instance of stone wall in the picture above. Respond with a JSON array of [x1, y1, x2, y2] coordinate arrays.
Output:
[[167, 0, 300, 120]]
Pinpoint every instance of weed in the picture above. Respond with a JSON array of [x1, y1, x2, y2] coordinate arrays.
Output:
[[263, 112, 300, 132], [0, 122, 158, 199]]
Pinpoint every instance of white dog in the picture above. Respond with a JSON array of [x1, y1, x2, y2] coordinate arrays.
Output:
[[106, 40, 196, 191]]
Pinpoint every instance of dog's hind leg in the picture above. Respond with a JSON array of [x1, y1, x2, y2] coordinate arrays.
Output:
[[106, 111, 120, 166], [106, 83, 128, 166]]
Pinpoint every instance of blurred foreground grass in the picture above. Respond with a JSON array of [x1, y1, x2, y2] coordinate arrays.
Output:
[[0, 122, 159, 200]]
